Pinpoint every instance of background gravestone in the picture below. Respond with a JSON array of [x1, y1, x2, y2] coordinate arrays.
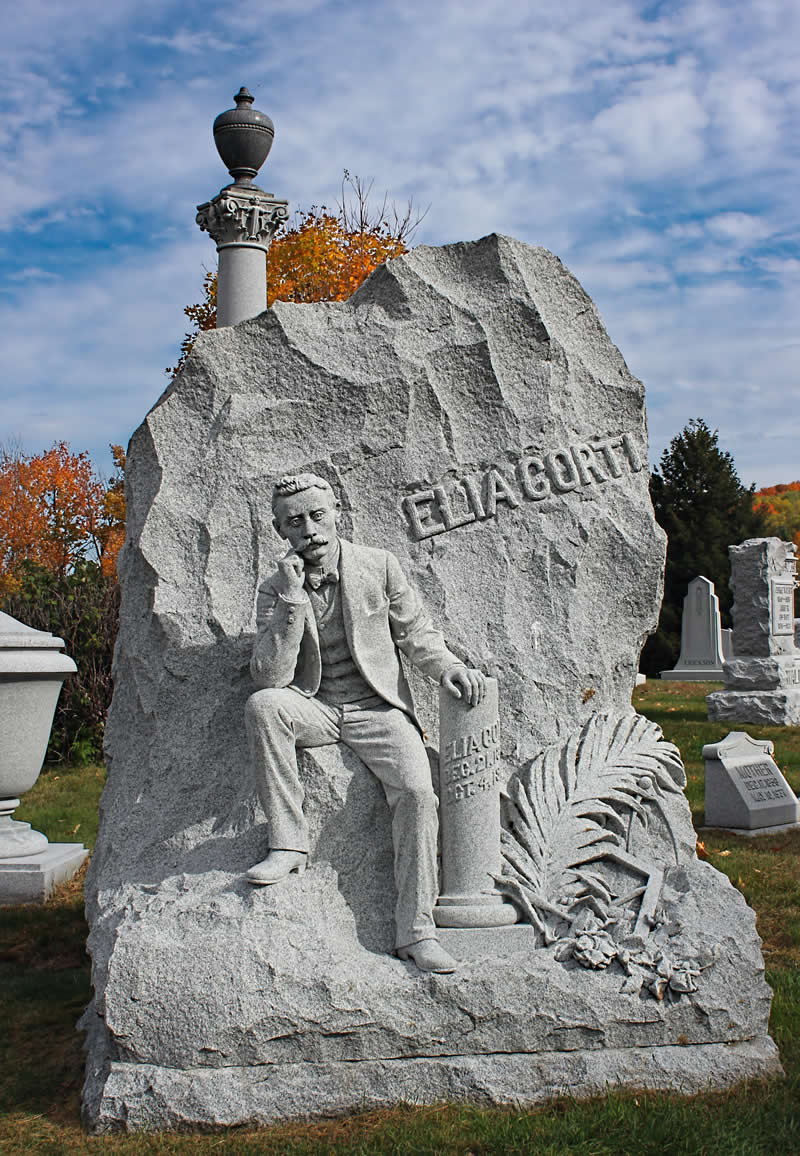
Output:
[[82, 236, 779, 1132], [662, 575, 726, 680], [707, 538, 800, 725], [703, 731, 799, 833]]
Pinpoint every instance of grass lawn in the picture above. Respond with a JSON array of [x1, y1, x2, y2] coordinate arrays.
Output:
[[1, 684, 798, 1154]]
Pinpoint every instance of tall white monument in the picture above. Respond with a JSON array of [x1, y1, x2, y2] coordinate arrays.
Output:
[[662, 575, 727, 681]]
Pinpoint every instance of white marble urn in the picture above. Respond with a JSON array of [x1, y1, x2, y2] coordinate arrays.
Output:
[[0, 611, 77, 857]]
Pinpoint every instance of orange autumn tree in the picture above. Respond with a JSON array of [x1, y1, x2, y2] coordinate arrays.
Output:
[[0, 441, 126, 598], [0, 442, 102, 597], [168, 172, 426, 378], [99, 443, 127, 577], [753, 481, 800, 550], [0, 441, 125, 761]]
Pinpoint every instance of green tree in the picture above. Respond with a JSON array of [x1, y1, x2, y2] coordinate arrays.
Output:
[[641, 419, 768, 675]]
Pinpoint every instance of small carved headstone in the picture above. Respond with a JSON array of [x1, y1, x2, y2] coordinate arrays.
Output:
[[703, 732, 799, 832], [707, 539, 800, 725], [662, 576, 727, 680]]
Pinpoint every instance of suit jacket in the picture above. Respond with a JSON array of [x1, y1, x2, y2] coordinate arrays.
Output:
[[250, 538, 460, 718]]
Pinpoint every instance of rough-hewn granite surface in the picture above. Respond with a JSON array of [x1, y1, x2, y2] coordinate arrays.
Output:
[[82, 235, 779, 1132], [708, 537, 800, 725]]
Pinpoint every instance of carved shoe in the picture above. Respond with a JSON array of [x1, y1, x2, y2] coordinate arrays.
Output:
[[396, 938, 458, 973], [247, 850, 307, 886]]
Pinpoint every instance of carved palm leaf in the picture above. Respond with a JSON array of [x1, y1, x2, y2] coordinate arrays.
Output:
[[499, 712, 684, 935]]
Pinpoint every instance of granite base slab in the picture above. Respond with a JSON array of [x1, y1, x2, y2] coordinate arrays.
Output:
[[84, 1037, 782, 1133], [706, 689, 800, 727], [0, 842, 88, 904], [700, 822, 800, 839], [81, 844, 780, 1134], [437, 924, 537, 959]]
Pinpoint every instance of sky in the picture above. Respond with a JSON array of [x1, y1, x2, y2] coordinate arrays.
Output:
[[2, 0, 798, 487]]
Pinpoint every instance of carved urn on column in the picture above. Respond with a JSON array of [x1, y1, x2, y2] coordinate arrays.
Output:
[[196, 87, 289, 328]]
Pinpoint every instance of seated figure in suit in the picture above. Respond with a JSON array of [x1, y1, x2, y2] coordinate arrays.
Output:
[[245, 473, 486, 973]]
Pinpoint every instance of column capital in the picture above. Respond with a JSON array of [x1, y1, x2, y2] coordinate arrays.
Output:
[[196, 186, 289, 251]]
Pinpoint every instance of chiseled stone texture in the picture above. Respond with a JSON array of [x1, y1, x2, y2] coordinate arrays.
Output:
[[728, 538, 796, 658], [707, 538, 800, 725], [83, 235, 777, 1132]]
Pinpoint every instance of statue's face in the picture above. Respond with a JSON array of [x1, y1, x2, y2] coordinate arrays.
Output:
[[273, 487, 341, 565]]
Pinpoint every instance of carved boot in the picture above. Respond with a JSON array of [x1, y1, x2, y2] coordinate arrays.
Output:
[[247, 850, 307, 885], [396, 938, 458, 973]]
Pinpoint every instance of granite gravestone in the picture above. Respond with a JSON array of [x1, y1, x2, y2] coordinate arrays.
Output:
[[707, 539, 800, 725], [82, 236, 780, 1132], [662, 576, 726, 680], [704, 731, 799, 834]]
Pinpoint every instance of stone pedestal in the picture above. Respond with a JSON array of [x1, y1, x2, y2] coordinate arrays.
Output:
[[0, 842, 88, 904], [707, 655, 800, 726], [662, 576, 726, 680], [196, 186, 288, 326], [434, 679, 517, 928]]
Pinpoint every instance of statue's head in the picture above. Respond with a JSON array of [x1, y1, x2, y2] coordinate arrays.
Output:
[[271, 473, 341, 564]]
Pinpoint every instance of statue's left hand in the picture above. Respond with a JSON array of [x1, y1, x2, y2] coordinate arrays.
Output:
[[442, 665, 487, 707]]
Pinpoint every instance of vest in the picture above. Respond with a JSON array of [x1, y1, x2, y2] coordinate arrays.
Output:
[[309, 583, 378, 705]]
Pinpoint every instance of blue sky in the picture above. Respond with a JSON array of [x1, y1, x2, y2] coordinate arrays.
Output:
[[2, 0, 798, 486]]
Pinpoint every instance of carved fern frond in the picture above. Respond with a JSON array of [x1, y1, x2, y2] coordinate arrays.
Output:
[[499, 712, 685, 932]]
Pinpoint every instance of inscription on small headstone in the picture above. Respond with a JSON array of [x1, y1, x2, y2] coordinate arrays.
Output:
[[703, 731, 799, 831], [771, 579, 795, 636]]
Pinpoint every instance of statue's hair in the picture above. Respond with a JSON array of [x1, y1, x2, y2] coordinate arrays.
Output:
[[271, 473, 335, 512]]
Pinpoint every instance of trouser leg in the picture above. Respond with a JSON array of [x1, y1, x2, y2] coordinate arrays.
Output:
[[244, 687, 338, 852], [341, 704, 439, 949]]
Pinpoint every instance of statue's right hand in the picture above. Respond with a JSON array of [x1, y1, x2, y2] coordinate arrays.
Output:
[[276, 552, 306, 598]]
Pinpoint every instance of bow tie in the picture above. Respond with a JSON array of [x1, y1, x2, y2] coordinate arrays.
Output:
[[305, 567, 339, 591]]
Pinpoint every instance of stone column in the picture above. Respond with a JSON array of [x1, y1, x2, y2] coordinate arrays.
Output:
[[197, 188, 288, 326], [434, 678, 518, 928], [196, 87, 289, 328]]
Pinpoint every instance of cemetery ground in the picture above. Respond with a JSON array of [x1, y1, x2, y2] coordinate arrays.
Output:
[[1, 683, 798, 1155]]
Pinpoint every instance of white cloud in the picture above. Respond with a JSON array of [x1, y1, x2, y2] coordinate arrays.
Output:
[[586, 58, 709, 178], [0, 0, 798, 488], [705, 212, 772, 244], [0, 234, 209, 462], [6, 267, 62, 282]]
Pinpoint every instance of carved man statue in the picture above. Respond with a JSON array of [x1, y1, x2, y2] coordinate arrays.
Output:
[[245, 473, 486, 973]]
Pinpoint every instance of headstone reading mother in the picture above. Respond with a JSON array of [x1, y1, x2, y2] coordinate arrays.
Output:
[[82, 236, 780, 1133]]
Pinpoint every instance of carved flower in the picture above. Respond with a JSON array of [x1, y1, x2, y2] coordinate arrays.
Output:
[[669, 959, 701, 994], [572, 930, 618, 970]]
